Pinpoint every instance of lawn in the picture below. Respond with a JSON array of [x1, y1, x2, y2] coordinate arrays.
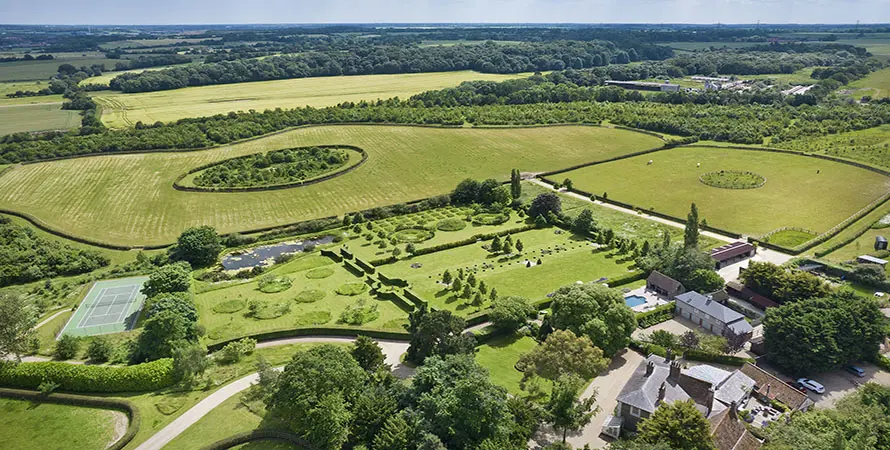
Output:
[[0, 397, 121, 450], [821, 226, 890, 272], [765, 229, 817, 248], [0, 125, 662, 247], [558, 146, 890, 237], [93, 71, 532, 128], [773, 124, 890, 171], [197, 252, 409, 344], [378, 227, 635, 315], [0, 102, 80, 135], [0, 53, 126, 81], [475, 334, 543, 396], [845, 67, 890, 100]]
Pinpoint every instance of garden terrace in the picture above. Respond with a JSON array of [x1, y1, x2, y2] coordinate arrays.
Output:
[[0, 125, 662, 247]]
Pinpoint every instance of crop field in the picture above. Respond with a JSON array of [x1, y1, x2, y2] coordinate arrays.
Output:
[[0, 101, 81, 135], [78, 65, 184, 87], [774, 124, 890, 170], [558, 146, 890, 237], [0, 125, 662, 247], [0, 398, 122, 450], [845, 67, 890, 100], [196, 252, 409, 344], [93, 71, 532, 128], [376, 227, 635, 315], [0, 80, 53, 96], [0, 52, 126, 81]]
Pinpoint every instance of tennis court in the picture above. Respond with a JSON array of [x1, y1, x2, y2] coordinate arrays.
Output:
[[59, 276, 149, 338]]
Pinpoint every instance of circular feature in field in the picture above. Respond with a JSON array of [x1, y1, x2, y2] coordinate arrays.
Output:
[[305, 267, 334, 279], [392, 228, 434, 243], [258, 275, 293, 293], [472, 213, 509, 226], [336, 282, 368, 296], [174, 145, 367, 192], [294, 289, 327, 303], [436, 218, 467, 232], [699, 170, 766, 189], [212, 299, 246, 314]]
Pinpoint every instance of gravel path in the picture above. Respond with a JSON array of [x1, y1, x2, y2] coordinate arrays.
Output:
[[134, 336, 411, 450]]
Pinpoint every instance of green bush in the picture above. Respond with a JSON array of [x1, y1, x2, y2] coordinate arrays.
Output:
[[0, 358, 175, 392], [472, 213, 509, 226], [436, 218, 467, 232], [54, 334, 81, 360], [212, 299, 246, 314], [293, 289, 326, 303], [86, 337, 113, 363], [874, 354, 890, 372], [608, 271, 647, 287], [215, 338, 257, 364], [247, 300, 291, 320], [338, 298, 380, 325], [305, 267, 334, 279], [257, 275, 293, 293], [629, 339, 668, 358], [391, 228, 434, 243], [635, 302, 676, 328], [336, 282, 368, 296], [294, 310, 333, 326], [683, 349, 754, 366]]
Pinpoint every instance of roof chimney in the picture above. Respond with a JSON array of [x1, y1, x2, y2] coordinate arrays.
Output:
[[669, 360, 681, 380], [706, 387, 716, 413], [729, 401, 738, 420], [645, 361, 655, 377], [658, 382, 666, 403], [666, 348, 673, 361]]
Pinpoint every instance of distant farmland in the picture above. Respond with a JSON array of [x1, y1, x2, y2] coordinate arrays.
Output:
[[0, 52, 126, 81], [93, 71, 532, 128], [0, 101, 80, 135]]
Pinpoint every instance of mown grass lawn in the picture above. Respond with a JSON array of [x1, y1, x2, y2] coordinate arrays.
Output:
[[765, 229, 817, 248], [0, 398, 121, 450], [560, 146, 890, 237], [475, 333, 545, 396], [0, 125, 662, 247], [93, 71, 532, 128], [846, 66, 890, 100]]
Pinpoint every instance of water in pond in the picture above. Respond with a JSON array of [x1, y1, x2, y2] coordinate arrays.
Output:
[[221, 235, 335, 270], [624, 295, 647, 308]]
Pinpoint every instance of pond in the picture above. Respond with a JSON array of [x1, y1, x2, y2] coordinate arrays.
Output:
[[221, 235, 335, 270]]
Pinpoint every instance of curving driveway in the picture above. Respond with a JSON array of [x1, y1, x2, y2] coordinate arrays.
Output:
[[135, 336, 411, 450]]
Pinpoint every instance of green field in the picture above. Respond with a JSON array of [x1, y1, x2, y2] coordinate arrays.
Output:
[[558, 146, 890, 237], [773, 124, 890, 170], [846, 67, 890, 99], [0, 101, 80, 135], [93, 71, 532, 128], [0, 53, 126, 81], [662, 42, 763, 51], [0, 80, 53, 96], [197, 252, 409, 343], [0, 398, 122, 450], [0, 125, 662, 247], [376, 227, 634, 314]]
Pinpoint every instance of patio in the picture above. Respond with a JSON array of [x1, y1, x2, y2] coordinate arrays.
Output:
[[623, 286, 671, 312]]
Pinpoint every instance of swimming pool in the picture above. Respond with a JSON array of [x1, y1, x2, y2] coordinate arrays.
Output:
[[624, 295, 647, 308]]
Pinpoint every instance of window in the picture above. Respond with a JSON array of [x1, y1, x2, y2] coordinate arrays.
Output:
[[629, 406, 641, 417]]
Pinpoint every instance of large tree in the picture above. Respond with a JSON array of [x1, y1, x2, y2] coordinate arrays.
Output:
[[740, 261, 830, 304], [134, 309, 194, 362], [145, 292, 198, 323], [684, 269, 725, 293], [635, 243, 715, 289], [764, 291, 884, 375], [517, 329, 608, 381], [684, 203, 700, 248], [451, 179, 481, 205], [141, 262, 192, 298], [170, 226, 223, 268], [528, 192, 562, 220], [572, 208, 595, 234], [546, 374, 598, 443], [351, 335, 386, 373], [549, 282, 636, 356], [637, 400, 715, 450], [489, 296, 535, 332], [510, 169, 522, 200], [405, 305, 475, 364], [0, 293, 36, 361]]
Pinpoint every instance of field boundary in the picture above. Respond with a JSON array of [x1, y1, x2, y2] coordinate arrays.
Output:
[[205, 327, 411, 352], [199, 429, 315, 450], [171, 145, 369, 193], [0, 387, 140, 450]]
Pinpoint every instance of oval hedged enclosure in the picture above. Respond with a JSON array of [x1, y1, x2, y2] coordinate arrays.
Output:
[[699, 170, 766, 189]]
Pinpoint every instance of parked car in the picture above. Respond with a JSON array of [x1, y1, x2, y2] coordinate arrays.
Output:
[[787, 379, 807, 392], [845, 365, 866, 377], [797, 378, 825, 394]]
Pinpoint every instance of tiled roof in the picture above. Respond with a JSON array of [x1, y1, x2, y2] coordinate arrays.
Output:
[[647, 270, 684, 293], [711, 241, 755, 262], [616, 355, 690, 413], [676, 291, 746, 325], [739, 363, 813, 411]]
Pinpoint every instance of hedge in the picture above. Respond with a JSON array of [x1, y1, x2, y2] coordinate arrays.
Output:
[[375, 290, 415, 312], [409, 224, 536, 257], [629, 339, 668, 358], [319, 248, 341, 262], [0, 387, 141, 450], [0, 358, 175, 393], [805, 257, 890, 291], [608, 271, 647, 288], [342, 259, 364, 276], [206, 327, 411, 352], [402, 289, 428, 308], [354, 257, 376, 274], [635, 302, 676, 328], [340, 248, 354, 260], [377, 272, 409, 287], [683, 349, 755, 366], [369, 256, 397, 266], [199, 429, 315, 450]]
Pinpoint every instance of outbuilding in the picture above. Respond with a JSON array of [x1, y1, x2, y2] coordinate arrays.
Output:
[[710, 241, 756, 269], [858, 255, 888, 267], [876, 236, 888, 251], [646, 270, 685, 299]]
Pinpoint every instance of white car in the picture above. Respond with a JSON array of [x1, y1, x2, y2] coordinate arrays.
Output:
[[797, 378, 825, 394]]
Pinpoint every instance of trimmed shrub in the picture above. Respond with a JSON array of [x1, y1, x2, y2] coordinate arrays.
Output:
[[336, 282, 368, 296], [629, 339, 668, 358], [294, 289, 326, 303], [635, 302, 676, 328], [436, 218, 467, 232], [608, 271, 647, 288], [683, 349, 755, 366], [294, 310, 333, 326], [338, 298, 380, 325], [0, 358, 175, 392], [305, 267, 334, 279], [212, 299, 246, 314], [257, 275, 292, 293]]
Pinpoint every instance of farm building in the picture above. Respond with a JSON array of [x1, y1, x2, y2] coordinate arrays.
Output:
[[858, 255, 888, 267], [611, 355, 762, 449], [646, 270, 685, 299], [604, 80, 680, 92], [675, 291, 754, 339], [876, 236, 887, 251], [710, 241, 756, 269]]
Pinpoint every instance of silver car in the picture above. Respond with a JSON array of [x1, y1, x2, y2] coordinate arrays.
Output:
[[797, 378, 825, 394]]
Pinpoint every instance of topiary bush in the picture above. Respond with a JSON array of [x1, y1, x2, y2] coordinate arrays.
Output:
[[472, 213, 509, 226], [391, 228, 434, 243], [436, 218, 467, 232]]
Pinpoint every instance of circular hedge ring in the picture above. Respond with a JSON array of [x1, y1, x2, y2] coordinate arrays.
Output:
[[437, 218, 467, 232], [212, 299, 246, 314], [305, 267, 335, 279], [391, 228, 434, 243], [472, 213, 509, 226], [699, 170, 766, 189]]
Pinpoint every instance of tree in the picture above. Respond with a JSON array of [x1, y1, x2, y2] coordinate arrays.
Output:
[[442, 270, 453, 284], [637, 400, 715, 450], [467, 273, 478, 287], [740, 261, 829, 304], [451, 277, 464, 292], [546, 375, 598, 443], [478, 280, 488, 295], [268, 345, 367, 449], [502, 240, 514, 254], [649, 330, 678, 350], [172, 342, 209, 384], [724, 328, 747, 354], [0, 293, 36, 361], [405, 305, 474, 364], [373, 413, 411, 450], [679, 331, 700, 349], [141, 262, 191, 298], [764, 291, 884, 375], [352, 385, 400, 446], [511, 169, 522, 200], [54, 334, 80, 360], [684, 203, 700, 249], [515, 240, 524, 253], [517, 330, 608, 381], [562, 178, 573, 190], [490, 296, 535, 332], [170, 226, 222, 267], [490, 287, 498, 301], [535, 214, 549, 228], [86, 336, 113, 362], [473, 292, 484, 306], [684, 269, 725, 293], [406, 242, 417, 255], [452, 179, 481, 205], [573, 208, 595, 234], [491, 236, 502, 252], [392, 246, 402, 258], [351, 335, 385, 372], [529, 193, 562, 220], [134, 309, 194, 362], [461, 284, 473, 299], [216, 337, 256, 364], [146, 292, 198, 323], [549, 282, 636, 356]]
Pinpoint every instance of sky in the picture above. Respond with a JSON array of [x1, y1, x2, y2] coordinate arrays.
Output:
[[2, 0, 888, 25]]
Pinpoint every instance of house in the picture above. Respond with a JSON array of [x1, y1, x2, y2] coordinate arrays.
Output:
[[726, 281, 779, 310], [876, 236, 888, 251], [646, 270, 685, 299], [858, 255, 888, 267], [612, 355, 762, 449], [711, 242, 756, 269], [675, 291, 754, 339], [740, 363, 814, 412]]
